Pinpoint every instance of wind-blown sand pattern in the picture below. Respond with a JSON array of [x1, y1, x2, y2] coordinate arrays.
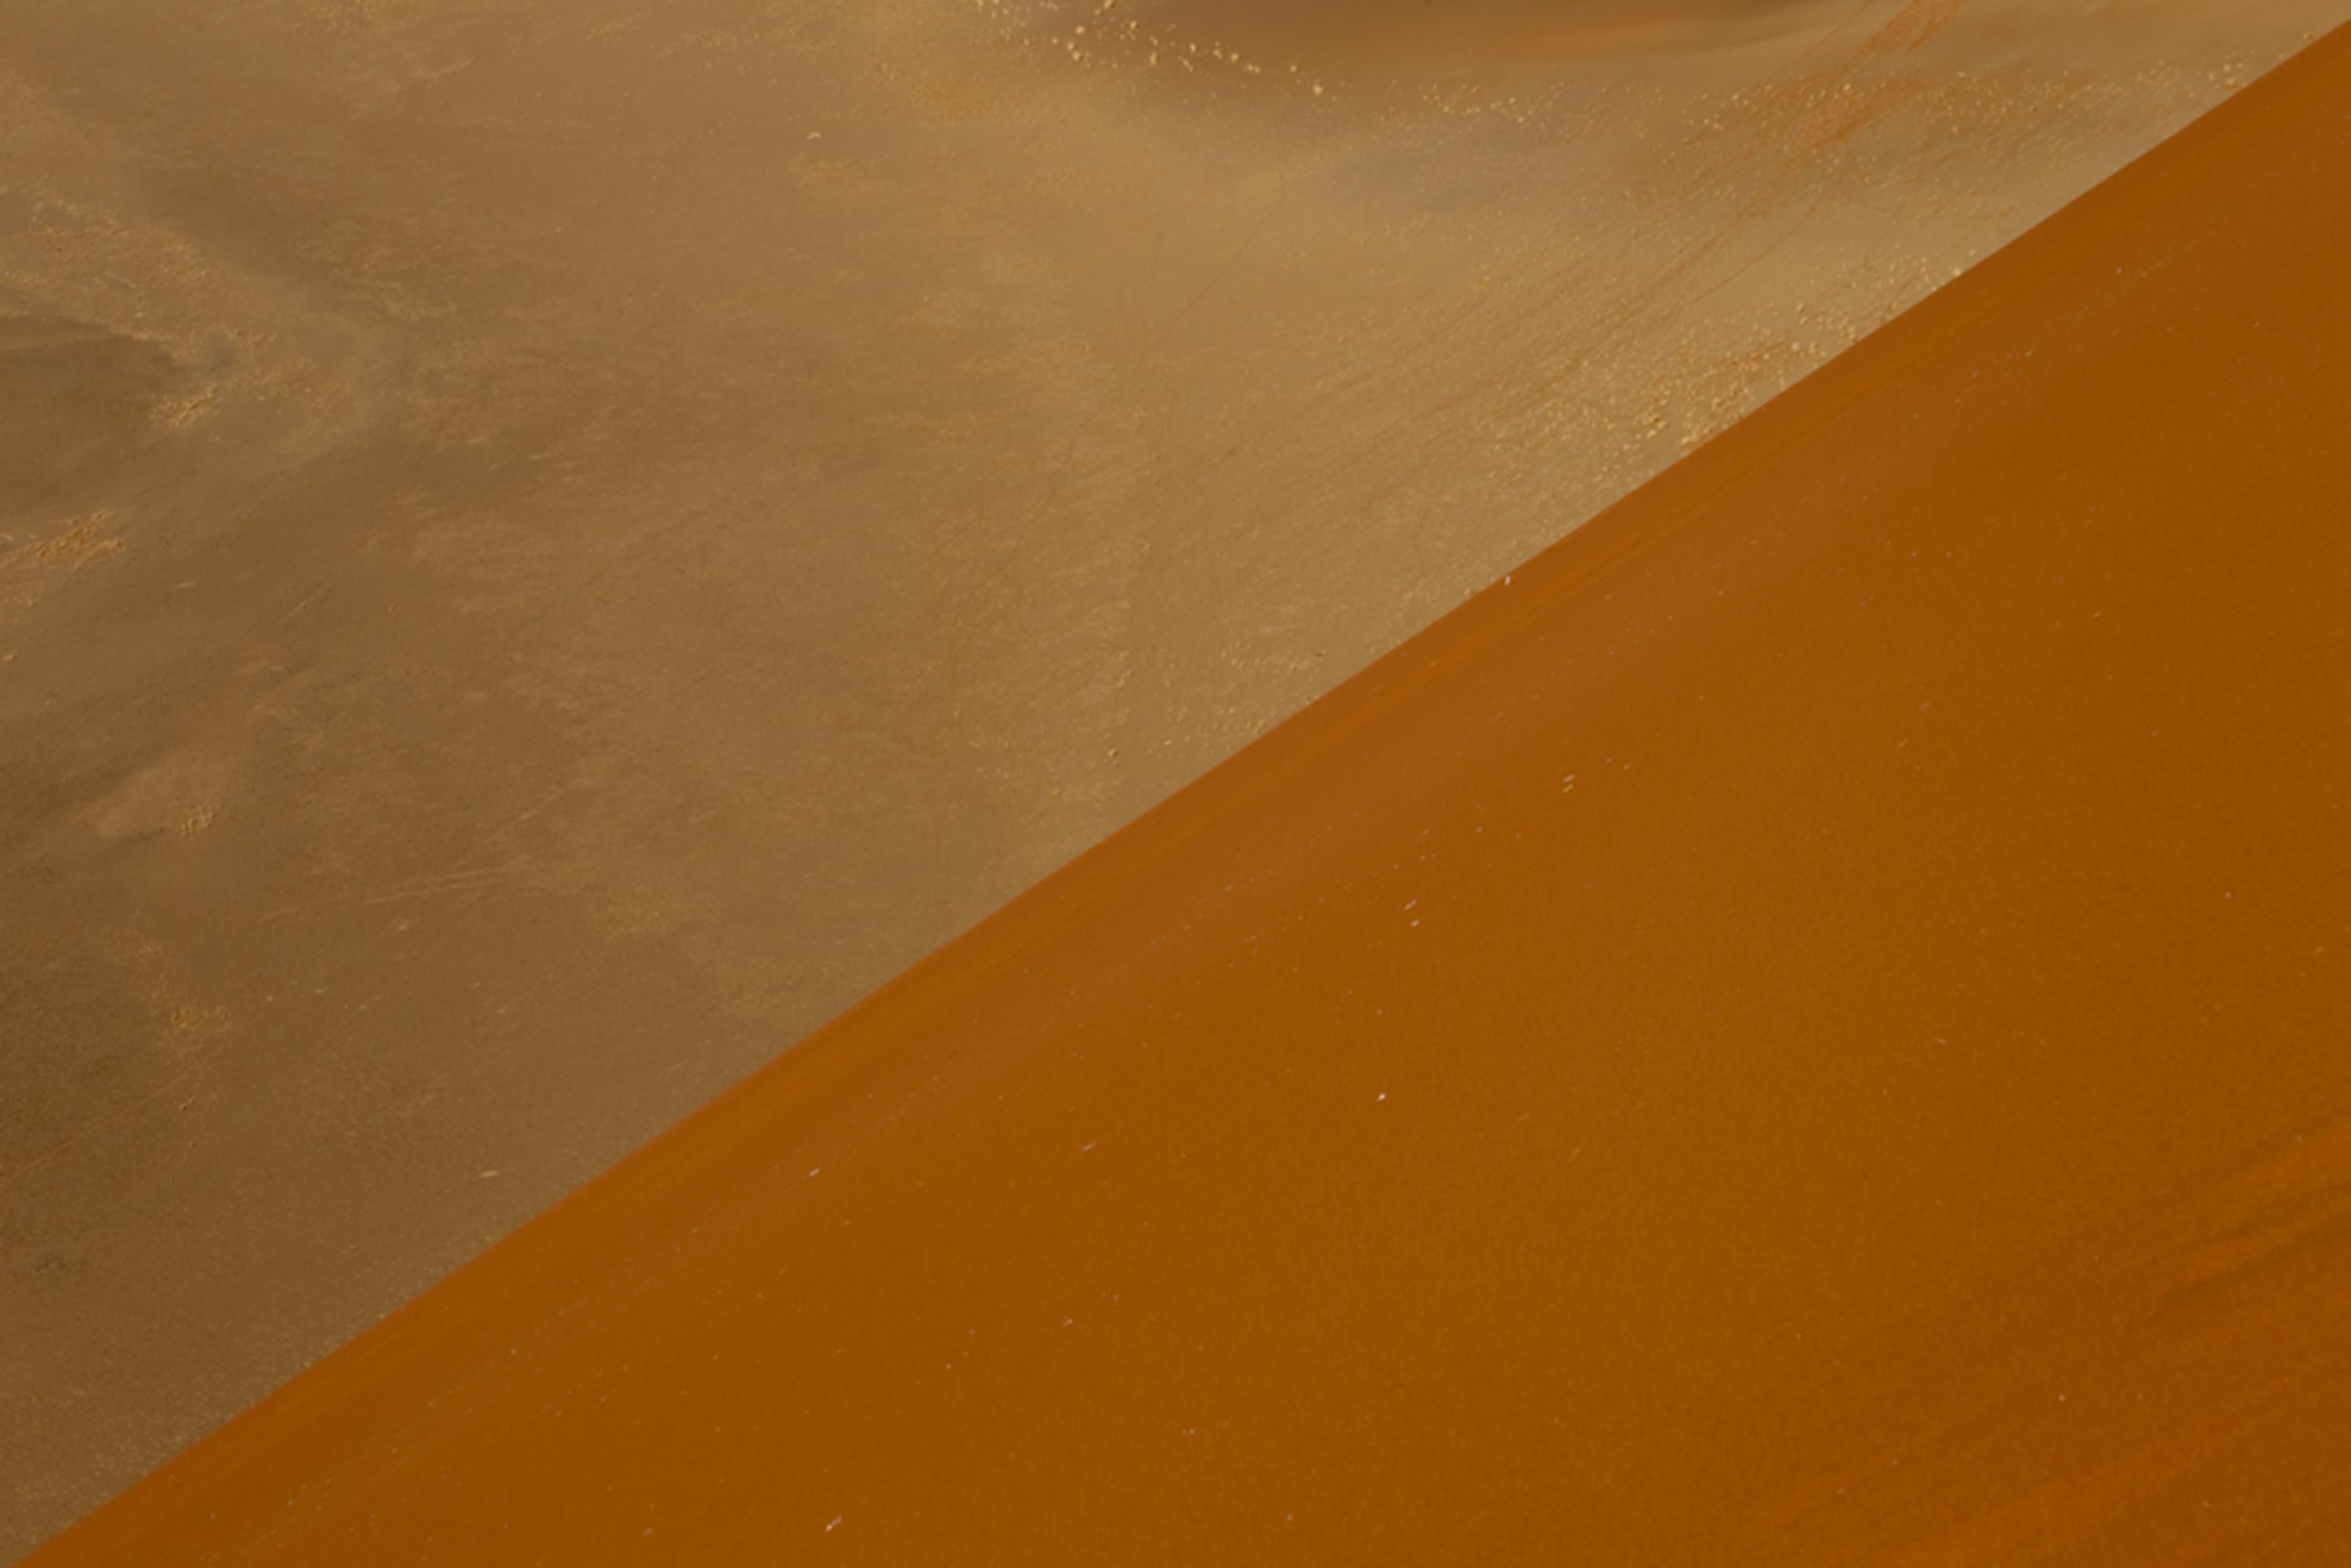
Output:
[[3, 1, 2346, 1554], [22, 19, 2351, 1565]]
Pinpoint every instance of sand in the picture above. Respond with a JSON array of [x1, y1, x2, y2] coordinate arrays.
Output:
[[4, 0, 2346, 1554], [24, 17, 2351, 1564]]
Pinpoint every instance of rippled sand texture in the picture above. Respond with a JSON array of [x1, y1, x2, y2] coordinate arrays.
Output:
[[3, 0, 2344, 1554], [30, 26, 2351, 1563]]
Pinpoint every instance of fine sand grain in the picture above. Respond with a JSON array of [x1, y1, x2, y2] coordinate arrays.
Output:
[[30, 23, 2351, 1563], [3, 1, 2345, 1553]]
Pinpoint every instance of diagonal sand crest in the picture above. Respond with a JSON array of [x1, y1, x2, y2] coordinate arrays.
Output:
[[3, 0, 2346, 1554], [27, 20, 2351, 1563]]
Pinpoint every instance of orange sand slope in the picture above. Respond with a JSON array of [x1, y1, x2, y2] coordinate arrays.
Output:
[[8, 4, 2340, 1552], [37, 26, 2351, 1566]]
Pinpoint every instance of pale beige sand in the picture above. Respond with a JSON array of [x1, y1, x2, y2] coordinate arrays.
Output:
[[2, 0, 2341, 1553]]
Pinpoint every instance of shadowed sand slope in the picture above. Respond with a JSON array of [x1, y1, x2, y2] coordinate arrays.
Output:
[[5, 0, 2348, 1552], [30, 22, 2351, 1566]]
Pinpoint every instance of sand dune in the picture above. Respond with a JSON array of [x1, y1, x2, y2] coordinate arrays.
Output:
[[26, 20, 2351, 1565], [4, 0, 2346, 1554]]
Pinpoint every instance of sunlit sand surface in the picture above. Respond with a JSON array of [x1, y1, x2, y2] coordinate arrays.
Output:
[[4, 1, 2345, 1553], [1138, 0, 1829, 64], [31, 25, 2351, 1563]]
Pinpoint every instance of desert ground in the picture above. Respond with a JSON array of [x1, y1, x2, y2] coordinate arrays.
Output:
[[30, 22, 2351, 1563], [4, 0, 2346, 1555]]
